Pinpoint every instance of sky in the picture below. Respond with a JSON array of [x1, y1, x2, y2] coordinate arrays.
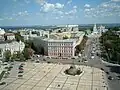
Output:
[[0, 0, 120, 26]]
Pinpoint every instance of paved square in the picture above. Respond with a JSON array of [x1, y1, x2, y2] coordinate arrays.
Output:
[[0, 62, 108, 90]]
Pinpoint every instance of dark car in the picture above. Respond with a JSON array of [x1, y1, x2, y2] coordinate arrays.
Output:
[[106, 72, 109, 74], [101, 68, 104, 71], [4, 67, 8, 69], [18, 71, 24, 73], [36, 61, 39, 63], [108, 76, 113, 80], [9, 65, 13, 68], [18, 75, 23, 77], [43, 59, 46, 61], [19, 67, 24, 70], [21, 63, 25, 65], [19, 65, 23, 68], [0, 82, 6, 85]]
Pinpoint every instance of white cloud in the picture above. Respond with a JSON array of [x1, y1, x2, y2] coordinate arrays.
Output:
[[55, 17, 59, 19], [5, 17, 13, 20], [9, 17, 13, 20], [41, 2, 64, 12], [65, 9, 77, 15], [111, 0, 120, 2], [0, 18, 4, 20], [84, 1, 120, 17], [13, 0, 17, 2], [67, 0, 72, 4], [24, 0, 30, 4], [84, 4, 90, 8], [84, 9, 90, 12], [54, 11, 63, 15], [55, 3, 64, 9], [36, 0, 46, 5], [42, 3, 55, 12], [16, 11, 29, 16], [66, 6, 77, 15], [73, 6, 77, 9], [60, 16, 63, 18]]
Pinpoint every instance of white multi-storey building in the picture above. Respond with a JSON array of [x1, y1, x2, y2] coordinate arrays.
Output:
[[20, 29, 49, 40], [4, 33, 15, 40], [0, 41, 25, 59]]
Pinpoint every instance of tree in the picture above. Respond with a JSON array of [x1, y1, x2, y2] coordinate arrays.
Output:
[[11, 53, 17, 61], [4, 50, 11, 61], [63, 36, 68, 39], [15, 32, 24, 42], [23, 48, 34, 60], [45, 34, 48, 38], [99, 28, 120, 64], [19, 54, 25, 61], [40, 47, 44, 55], [23, 48, 30, 59]]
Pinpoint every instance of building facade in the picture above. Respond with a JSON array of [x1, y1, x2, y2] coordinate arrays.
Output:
[[0, 41, 25, 59], [33, 31, 85, 59], [4, 33, 15, 40]]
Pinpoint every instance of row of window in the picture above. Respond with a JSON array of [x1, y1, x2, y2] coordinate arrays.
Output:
[[48, 47, 72, 49], [49, 53, 72, 56], [48, 43, 73, 46], [48, 51, 72, 53], [48, 49, 72, 52]]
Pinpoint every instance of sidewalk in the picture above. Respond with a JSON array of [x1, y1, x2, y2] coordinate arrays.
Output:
[[102, 60, 120, 66]]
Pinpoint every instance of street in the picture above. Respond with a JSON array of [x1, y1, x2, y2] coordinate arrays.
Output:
[[84, 35, 120, 90]]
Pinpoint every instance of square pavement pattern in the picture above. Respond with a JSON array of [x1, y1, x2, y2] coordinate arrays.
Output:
[[0, 62, 108, 90]]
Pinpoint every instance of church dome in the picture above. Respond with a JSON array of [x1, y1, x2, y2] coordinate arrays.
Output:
[[0, 28, 5, 35]]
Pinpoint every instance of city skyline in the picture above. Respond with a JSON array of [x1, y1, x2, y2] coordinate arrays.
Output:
[[0, 0, 120, 26]]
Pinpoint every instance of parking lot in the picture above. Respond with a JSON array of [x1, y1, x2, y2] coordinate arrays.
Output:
[[0, 62, 108, 90]]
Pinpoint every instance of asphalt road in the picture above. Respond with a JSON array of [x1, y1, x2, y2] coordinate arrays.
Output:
[[84, 36, 120, 90]]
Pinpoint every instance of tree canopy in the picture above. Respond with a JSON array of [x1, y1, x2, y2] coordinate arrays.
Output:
[[100, 28, 120, 64], [4, 50, 11, 61], [15, 32, 24, 42]]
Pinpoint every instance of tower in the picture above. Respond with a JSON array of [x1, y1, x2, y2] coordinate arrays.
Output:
[[93, 24, 97, 33]]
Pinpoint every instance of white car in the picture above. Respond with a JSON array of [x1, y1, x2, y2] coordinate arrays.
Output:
[[91, 56, 95, 59]]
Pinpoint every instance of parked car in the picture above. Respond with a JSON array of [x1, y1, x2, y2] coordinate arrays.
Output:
[[21, 63, 25, 65], [18, 75, 23, 78], [91, 56, 95, 59], [101, 68, 104, 71], [43, 59, 46, 61], [106, 71, 109, 74], [71, 57, 75, 59], [9, 65, 13, 68], [19, 67, 24, 70], [108, 76, 114, 80], [0, 82, 6, 85], [18, 70, 24, 73], [35, 61, 39, 63], [19, 65, 23, 67], [3, 62, 8, 65]]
